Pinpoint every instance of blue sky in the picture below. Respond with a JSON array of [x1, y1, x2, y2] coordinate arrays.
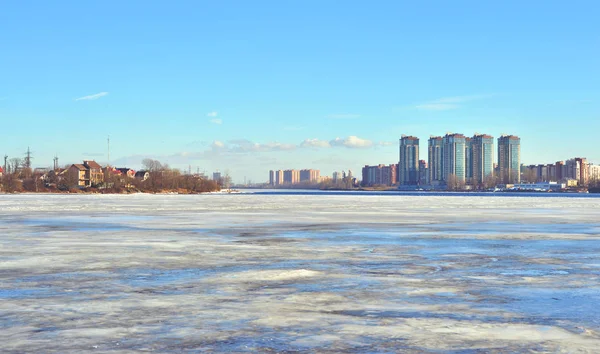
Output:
[[1, 1, 598, 183]]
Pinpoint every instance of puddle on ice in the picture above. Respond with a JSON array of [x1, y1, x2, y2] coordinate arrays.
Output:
[[1, 194, 600, 352]]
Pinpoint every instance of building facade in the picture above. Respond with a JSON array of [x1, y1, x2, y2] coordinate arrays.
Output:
[[589, 164, 600, 184], [300, 169, 320, 183], [283, 169, 300, 184], [418, 160, 428, 185], [427, 136, 443, 185], [361, 164, 397, 187], [498, 135, 521, 184], [470, 134, 494, 186], [442, 133, 467, 183], [398, 136, 419, 185]]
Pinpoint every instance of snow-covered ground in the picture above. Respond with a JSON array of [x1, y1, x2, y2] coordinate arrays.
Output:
[[1, 193, 600, 352]]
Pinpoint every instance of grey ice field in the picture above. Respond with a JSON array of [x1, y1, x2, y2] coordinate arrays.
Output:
[[1, 193, 600, 353]]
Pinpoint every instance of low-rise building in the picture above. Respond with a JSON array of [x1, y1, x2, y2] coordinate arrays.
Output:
[[68, 164, 89, 187], [135, 170, 150, 181]]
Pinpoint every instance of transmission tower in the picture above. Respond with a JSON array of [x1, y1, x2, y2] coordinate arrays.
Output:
[[24, 147, 33, 169], [53, 155, 59, 170], [3, 155, 7, 173]]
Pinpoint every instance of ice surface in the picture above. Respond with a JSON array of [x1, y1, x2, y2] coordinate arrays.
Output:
[[1, 192, 600, 352]]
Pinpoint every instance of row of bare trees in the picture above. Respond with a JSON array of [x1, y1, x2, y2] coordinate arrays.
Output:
[[1, 158, 220, 194]]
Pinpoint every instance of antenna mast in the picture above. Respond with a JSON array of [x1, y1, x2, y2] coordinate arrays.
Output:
[[107, 135, 111, 166]]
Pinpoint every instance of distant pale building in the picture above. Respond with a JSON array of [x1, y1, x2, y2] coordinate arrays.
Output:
[[283, 169, 300, 184], [589, 164, 600, 183], [269, 170, 275, 185], [332, 171, 341, 182], [275, 170, 284, 185], [361, 164, 397, 187], [428, 136, 443, 185], [575, 157, 589, 186], [300, 169, 320, 183], [498, 135, 521, 184], [398, 135, 419, 185], [213, 172, 222, 182]]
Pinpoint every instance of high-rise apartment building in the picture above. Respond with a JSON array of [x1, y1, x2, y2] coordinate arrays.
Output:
[[465, 137, 473, 184], [442, 133, 467, 183], [299, 169, 320, 183], [574, 157, 589, 186], [398, 136, 420, 185], [283, 169, 300, 184], [498, 135, 521, 184], [418, 160, 428, 185], [269, 170, 275, 185], [361, 164, 397, 186], [274, 170, 284, 185], [589, 164, 600, 183], [428, 136, 443, 185], [470, 134, 494, 186]]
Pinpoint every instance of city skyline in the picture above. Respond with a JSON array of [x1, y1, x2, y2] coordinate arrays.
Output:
[[1, 2, 599, 183]]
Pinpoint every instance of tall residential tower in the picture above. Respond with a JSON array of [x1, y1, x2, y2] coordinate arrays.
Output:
[[428, 136, 443, 185], [399, 136, 419, 185], [498, 135, 521, 184], [470, 134, 494, 186], [442, 133, 467, 183]]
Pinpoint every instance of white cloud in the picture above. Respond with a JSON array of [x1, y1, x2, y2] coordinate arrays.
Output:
[[227, 139, 296, 153], [300, 138, 331, 148], [327, 113, 361, 119], [75, 92, 109, 101], [210, 118, 222, 125], [330, 136, 373, 149], [207, 111, 218, 117], [414, 94, 492, 111], [211, 140, 225, 149]]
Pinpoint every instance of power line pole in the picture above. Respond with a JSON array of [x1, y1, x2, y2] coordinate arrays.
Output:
[[53, 155, 59, 170], [3, 155, 7, 174], [107, 135, 111, 166]]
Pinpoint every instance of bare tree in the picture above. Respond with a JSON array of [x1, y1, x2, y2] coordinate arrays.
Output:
[[142, 158, 164, 172], [9, 158, 22, 174]]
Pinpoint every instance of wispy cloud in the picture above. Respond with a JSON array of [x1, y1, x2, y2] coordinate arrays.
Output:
[[283, 126, 304, 131], [210, 118, 222, 125], [327, 113, 361, 120], [330, 136, 373, 149], [207, 111, 218, 117], [75, 92, 109, 101], [414, 94, 492, 111], [377, 141, 395, 147], [300, 138, 331, 148]]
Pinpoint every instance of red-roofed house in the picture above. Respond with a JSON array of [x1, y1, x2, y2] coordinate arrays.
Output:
[[0, 166, 3, 178]]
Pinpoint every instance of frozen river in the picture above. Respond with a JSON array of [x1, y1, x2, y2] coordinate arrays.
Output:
[[1, 193, 600, 352]]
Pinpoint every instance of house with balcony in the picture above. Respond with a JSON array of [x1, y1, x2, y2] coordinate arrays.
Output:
[[66, 160, 105, 188]]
